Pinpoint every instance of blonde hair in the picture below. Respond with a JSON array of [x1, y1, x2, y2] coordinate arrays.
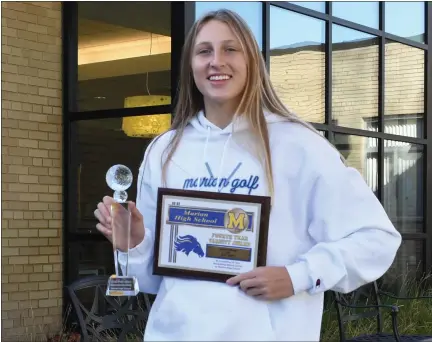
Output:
[[152, 9, 340, 198]]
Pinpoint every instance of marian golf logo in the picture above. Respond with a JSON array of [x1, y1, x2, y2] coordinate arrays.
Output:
[[224, 208, 249, 234]]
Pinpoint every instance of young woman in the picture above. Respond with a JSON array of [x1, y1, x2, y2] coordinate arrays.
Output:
[[94, 9, 401, 341]]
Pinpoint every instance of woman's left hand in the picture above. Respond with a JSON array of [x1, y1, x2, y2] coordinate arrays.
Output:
[[226, 266, 294, 300]]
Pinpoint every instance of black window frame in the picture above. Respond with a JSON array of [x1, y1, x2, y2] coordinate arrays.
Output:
[[62, 0, 432, 311]]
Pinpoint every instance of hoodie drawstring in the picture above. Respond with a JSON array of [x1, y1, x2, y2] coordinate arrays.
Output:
[[199, 126, 211, 191], [216, 133, 232, 192], [199, 125, 232, 192]]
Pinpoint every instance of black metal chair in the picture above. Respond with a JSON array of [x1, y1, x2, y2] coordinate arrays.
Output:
[[333, 281, 432, 342], [67, 275, 152, 342]]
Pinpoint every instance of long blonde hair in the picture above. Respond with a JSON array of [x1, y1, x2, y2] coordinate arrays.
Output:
[[156, 9, 337, 197]]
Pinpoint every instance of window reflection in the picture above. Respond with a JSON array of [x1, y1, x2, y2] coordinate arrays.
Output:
[[332, 25, 379, 131], [73, 116, 164, 232], [334, 135, 424, 235], [382, 240, 424, 293], [269, 7, 325, 123], [289, 2, 326, 13], [333, 134, 378, 195], [195, 1, 262, 50], [385, 41, 424, 138], [77, 2, 171, 111], [383, 141, 424, 234], [70, 241, 115, 279], [385, 2, 425, 43], [333, 2, 379, 29], [68, 241, 115, 313]]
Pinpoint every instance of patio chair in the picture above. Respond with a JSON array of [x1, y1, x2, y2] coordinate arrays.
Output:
[[333, 281, 432, 341], [66, 275, 151, 342]]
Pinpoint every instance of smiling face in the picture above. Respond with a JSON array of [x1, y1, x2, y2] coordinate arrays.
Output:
[[191, 19, 248, 109]]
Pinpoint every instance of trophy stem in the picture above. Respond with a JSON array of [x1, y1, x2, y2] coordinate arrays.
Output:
[[114, 249, 119, 276], [110, 201, 131, 276], [125, 211, 130, 276]]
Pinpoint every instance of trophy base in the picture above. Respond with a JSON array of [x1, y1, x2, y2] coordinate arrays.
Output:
[[106, 275, 140, 296]]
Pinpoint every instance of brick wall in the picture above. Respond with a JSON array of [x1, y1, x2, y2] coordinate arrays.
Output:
[[1, 2, 63, 340]]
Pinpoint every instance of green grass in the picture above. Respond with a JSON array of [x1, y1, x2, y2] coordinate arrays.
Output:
[[321, 274, 432, 341]]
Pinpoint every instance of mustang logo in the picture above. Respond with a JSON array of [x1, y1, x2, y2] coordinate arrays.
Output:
[[174, 235, 205, 257]]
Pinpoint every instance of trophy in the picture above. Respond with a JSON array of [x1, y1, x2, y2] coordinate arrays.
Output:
[[105, 164, 140, 297]]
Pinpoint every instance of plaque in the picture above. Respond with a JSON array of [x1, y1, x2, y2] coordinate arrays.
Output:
[[153, 188, 270, 282]]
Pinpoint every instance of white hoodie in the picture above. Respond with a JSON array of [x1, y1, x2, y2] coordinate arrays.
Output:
[[119, 110, 401, 341]]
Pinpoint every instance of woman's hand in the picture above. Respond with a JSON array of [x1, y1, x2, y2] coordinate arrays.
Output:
[[226, 266, 294, 301], [94, 196, 145, 251]]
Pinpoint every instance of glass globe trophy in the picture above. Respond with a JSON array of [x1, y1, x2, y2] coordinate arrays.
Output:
[[105, 164, 139, 297]]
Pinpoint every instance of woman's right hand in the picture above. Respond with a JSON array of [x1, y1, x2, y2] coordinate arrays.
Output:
[[94, 196, 145, 251]]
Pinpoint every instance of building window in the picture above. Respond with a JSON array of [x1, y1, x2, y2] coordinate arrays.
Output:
[[64, 1, 173, 284], [76, 2, 171, 112], [385, 1, 425, 43], [72, 117, 154, 233], [267, 1, 430, 281], [332, 25, 379, 130], [382, 140, 424, 234], [269, 6, 326, 123], [332, 1, 379, 29], [333, 134, 379, 195], [384, 41, 425, 138], [289, 1, 326, 13], [68, 241, 115, 281]]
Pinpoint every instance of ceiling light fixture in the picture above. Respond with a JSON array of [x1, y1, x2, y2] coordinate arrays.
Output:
[[122, 95, 172, 138]]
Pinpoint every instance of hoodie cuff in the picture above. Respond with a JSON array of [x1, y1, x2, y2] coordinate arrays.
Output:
[[285, 261, 313, 295]]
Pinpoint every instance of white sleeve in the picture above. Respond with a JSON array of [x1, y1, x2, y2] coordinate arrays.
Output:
[[118, 144, 162, 295], [286, 149, 402, 295]]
